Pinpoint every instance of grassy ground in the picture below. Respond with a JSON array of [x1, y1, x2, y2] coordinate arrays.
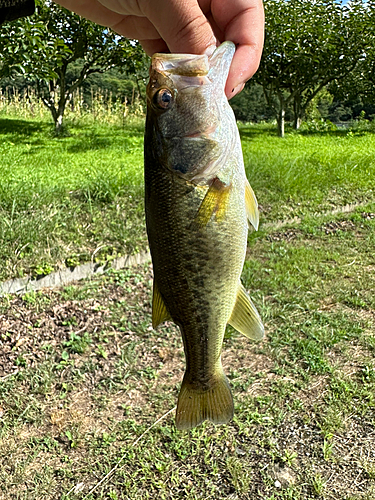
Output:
[[1, 118, 375, 281], [241, 123, 375, 223], [1, 117, 375, 499], [1, 205, 375, 499], [0, 116, 146, 281]]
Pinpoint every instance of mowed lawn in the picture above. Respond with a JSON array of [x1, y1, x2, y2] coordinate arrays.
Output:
[[0, 117, 375, 281], [0, 116, 146, 281], [0, 116, 375, 499]]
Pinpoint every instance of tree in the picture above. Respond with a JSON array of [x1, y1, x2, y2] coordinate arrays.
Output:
[[0, 0, 146, 132], [329, 0, 375, 118], [230, 81, 274, 122], [255, 0, 367, 136]]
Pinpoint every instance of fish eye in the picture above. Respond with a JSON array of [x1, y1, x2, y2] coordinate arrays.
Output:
[[154, 88, 173, 110]]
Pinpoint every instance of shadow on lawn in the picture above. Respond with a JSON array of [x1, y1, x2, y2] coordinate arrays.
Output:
[[0, 117, 49, 138], [239, 121, 375, 140], [67, 137, 113, 153]]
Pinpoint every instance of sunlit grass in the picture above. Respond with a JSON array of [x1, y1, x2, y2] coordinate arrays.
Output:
[[1, 117, 375, 282], [1, 207, 375, 498], [241, 123, 375, 222], [0, 116, 146, 280], [1, 115, 375, 499]]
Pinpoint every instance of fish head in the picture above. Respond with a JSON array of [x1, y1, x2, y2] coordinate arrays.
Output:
[[145, 42, 236, 182]]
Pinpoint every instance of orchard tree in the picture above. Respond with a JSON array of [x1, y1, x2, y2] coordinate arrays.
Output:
[[0, 14, 44, 79], [255, 0, 367, 136], [330, 0, 375, 113], [0, 0, 146, 133]]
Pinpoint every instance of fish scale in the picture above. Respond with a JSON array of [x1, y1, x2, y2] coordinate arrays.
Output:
[[144, 41, 264, 430]]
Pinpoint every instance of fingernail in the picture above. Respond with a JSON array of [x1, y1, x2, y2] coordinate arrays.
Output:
[[232, 83, 245, 96]]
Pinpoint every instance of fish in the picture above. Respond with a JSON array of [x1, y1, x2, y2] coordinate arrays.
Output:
[[144, 41, 264, 431]]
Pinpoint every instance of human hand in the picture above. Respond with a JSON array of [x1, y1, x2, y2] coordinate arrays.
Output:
[[54, 0, 264, 98]]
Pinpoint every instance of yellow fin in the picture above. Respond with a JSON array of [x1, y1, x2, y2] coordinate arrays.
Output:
[[193, 177, 231, 228], [228, 283, 264, 340], [245, 178, 259, 230], [176, 368, 234, 430], [152, 279, 171, 328]]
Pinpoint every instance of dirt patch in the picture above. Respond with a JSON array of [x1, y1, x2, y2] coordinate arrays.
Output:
[[321, 219, 357, 234], [266, 228, 304, 242], [0, 266, 154, 378]]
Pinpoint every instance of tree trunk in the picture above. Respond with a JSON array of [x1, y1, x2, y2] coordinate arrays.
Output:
[[277, 107, 285, 137], [293, 115, 302, 129], [293, 96, 302, 129], [275, 91, 286, 137], [54, 92, 71, 135], [55, 111, 64, 134]]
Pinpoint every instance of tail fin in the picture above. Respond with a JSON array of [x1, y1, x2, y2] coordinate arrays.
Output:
[[176, 370, 234, 431]]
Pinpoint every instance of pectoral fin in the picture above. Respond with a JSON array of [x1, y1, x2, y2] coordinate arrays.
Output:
[[228, 283, 264, 340], [152, 279, 171, 328], [193, 177, 231, 228], [245, 178, 259, 230]]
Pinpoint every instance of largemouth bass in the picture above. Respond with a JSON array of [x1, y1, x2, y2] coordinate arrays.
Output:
[[144, 41, 264, 431]]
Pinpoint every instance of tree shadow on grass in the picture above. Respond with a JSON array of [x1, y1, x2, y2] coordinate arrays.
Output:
[[296, 128, 351, 138], [238, 123, 280, 140], [0, 117, 49, 138], [67, 137, 113, 153]]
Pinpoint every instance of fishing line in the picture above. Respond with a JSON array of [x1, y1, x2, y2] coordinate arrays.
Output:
[[70, 405, 177, 499]]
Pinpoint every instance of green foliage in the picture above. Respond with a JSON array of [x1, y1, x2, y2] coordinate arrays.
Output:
[[0, 1, 147, 131], [63, 332, 92, 355], [256, 0, 368, 135], [329, 1, 375, 119], [230, 82, 273, 122]]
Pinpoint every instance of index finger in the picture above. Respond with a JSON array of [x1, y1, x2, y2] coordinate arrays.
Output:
[[209, 0, 264, 98]]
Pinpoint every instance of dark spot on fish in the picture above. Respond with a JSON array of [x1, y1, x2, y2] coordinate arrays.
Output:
[[173, 163, 189, 174]]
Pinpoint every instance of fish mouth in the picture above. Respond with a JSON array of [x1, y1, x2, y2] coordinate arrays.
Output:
[[151, 42, 235, 90], [151, 53, 210, 77]]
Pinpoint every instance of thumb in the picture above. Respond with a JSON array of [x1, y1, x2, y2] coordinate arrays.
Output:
[[144, 0, 216, 54]]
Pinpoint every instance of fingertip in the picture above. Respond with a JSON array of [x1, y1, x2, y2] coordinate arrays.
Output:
[[140, 39, 168, 56], [224, 44, 262, 98], [226, 82, 245, 100], [150, 3, 217, 56]]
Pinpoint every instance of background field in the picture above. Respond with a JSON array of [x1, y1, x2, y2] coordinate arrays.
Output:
[[1, 116, 375, 281], [0, 116, 375, 499]]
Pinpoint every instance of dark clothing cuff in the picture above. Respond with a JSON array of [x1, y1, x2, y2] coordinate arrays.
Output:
[[0, 0, 35, 25]]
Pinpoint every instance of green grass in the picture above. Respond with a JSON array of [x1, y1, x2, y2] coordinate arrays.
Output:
[[0, 116, 146, 281], [1, 116, 375, 498], [1, 118, 375, 281], [241, 123, 375, 222], [1, 206, 375, 499]]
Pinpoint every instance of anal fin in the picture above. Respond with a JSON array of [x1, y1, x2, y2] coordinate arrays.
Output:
[[152, 279, 171, 328], [245, 178, 259, 230], [228, 283, 264, 340]]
